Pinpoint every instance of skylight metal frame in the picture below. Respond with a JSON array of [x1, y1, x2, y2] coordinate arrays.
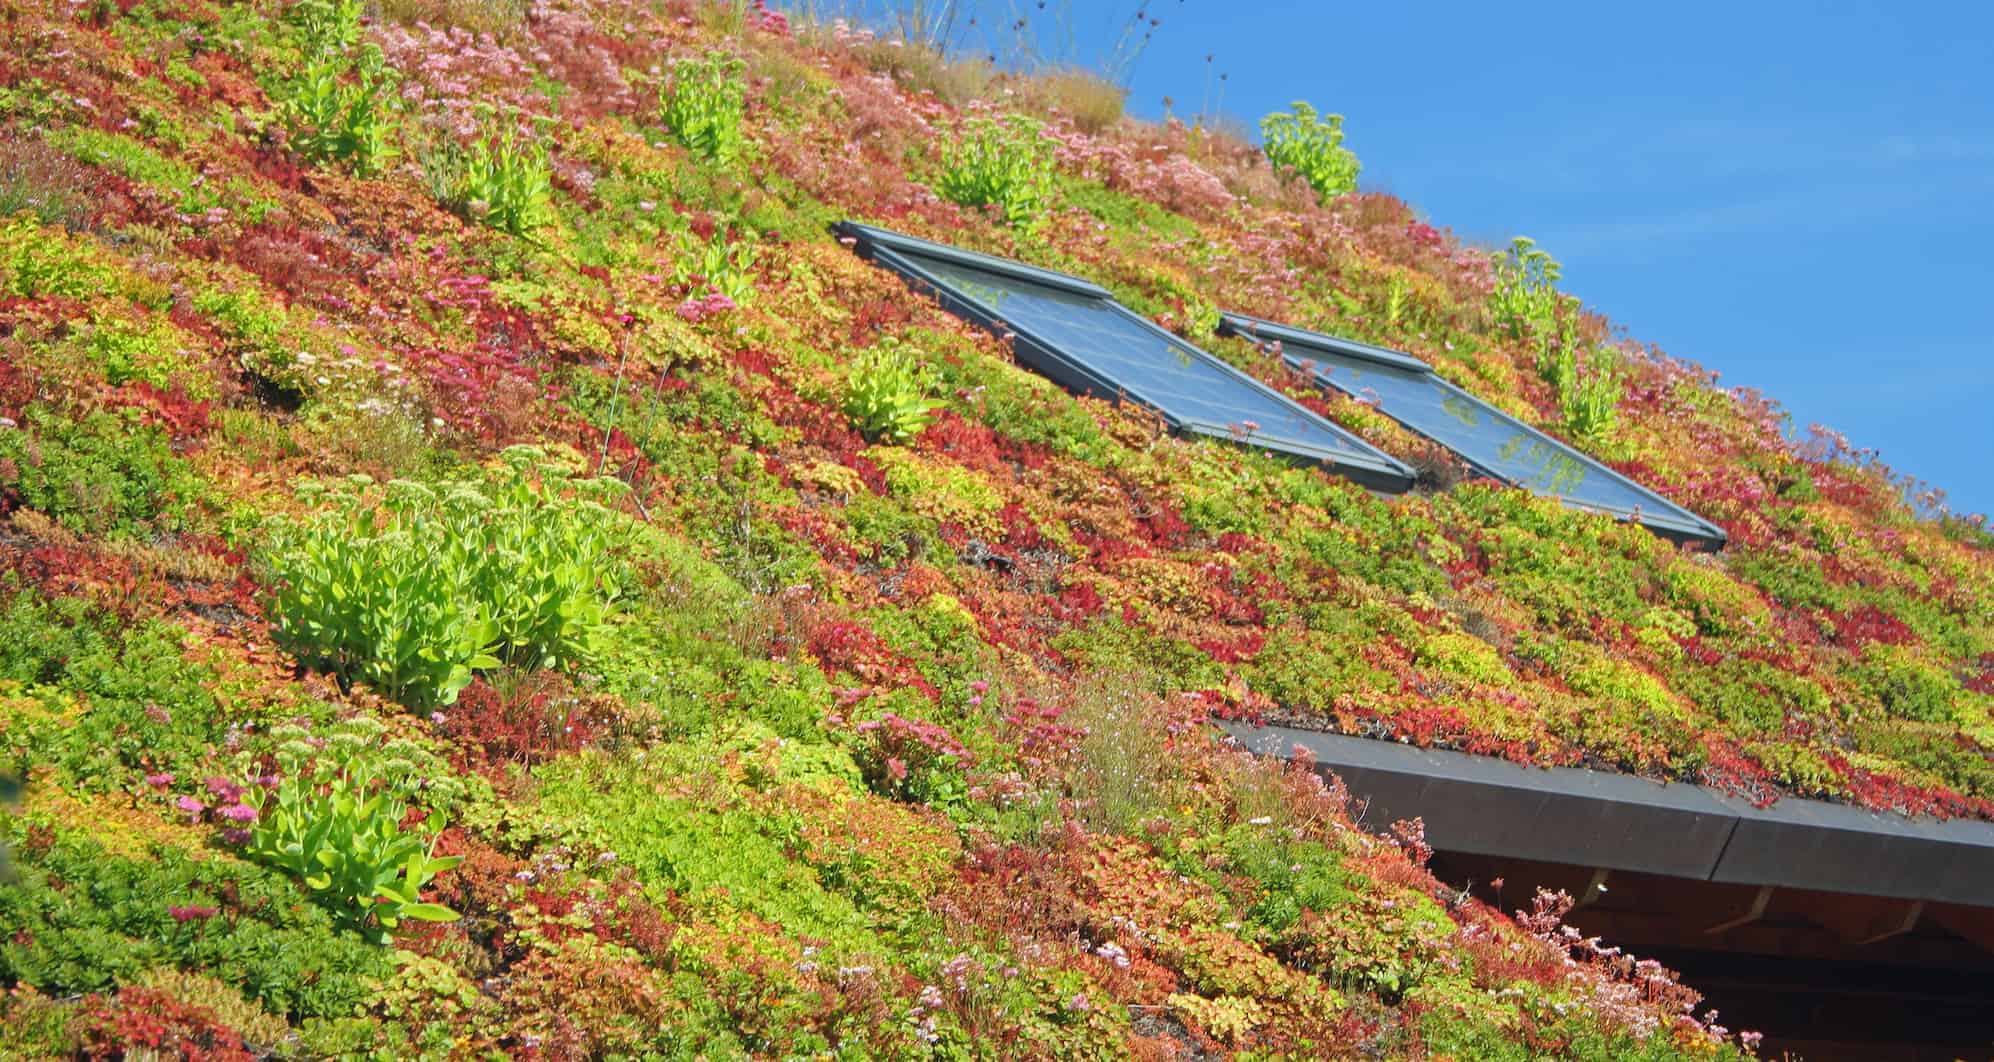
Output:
[[1217, 310, 1728, 547], [836, 222, 1416, 492]]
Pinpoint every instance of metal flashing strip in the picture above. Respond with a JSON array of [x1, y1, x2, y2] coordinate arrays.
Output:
[[838, 221, 1112, 299], [1214, 312, 1728, 548], [835, 222, 1417, 492], [1218, 310, 1435, 373], [1224, 721, 1994, 908]]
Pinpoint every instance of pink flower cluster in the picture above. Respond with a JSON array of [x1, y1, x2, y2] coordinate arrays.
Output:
[[676, 291, 737, 322], [854, 712, 972, 788]]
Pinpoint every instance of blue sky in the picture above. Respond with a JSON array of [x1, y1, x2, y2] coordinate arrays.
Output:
[[930, 1, 1994, 517]]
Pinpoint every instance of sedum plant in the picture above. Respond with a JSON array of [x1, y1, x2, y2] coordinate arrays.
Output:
[[676, 225, 759, 303], [1557, 345, 1624, 440], [1261, 100, 1360, 202], [935, 114, 1057, 231], [660, 52, 748, 164], [282, 49, 398, 176], [431, 130, 555, 237], [844, 345, 941, 444], [278, 0, 398, 176], [1490, 235, 1563, 342], [261, 447, 628, 710], [241, 719, 461, 943]]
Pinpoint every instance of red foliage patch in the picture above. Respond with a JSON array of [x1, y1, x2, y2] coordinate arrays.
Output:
[[1824, 603, 1916, 648], [77, 987, 254, 1062], [439, 673, 617, 767], [106, 380, 212, 441], [806, 618, 936, 698]]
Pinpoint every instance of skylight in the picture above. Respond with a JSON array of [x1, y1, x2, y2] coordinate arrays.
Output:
[[1217, 312, 1727, 546], [836, 223, 1416, 492]]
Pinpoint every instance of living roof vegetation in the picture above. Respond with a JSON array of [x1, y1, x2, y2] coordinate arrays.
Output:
[[1217, 311, 1728, 545], [0, 0, 1987, 1055]]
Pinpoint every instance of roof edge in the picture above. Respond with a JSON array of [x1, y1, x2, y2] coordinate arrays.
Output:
[[1223, 720, 1994, 907]]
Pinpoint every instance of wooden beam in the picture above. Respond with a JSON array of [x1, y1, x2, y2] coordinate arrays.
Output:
[[1805, 893, 1927, 947], [1706, 884, 1775, 935], [1926, 904, 1994, 955], [1574, 867, 1611, 909]]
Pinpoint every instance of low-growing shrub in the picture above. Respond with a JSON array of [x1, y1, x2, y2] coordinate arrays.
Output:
[[1558, 345, 1623, 440], [276, 0, 398, 175], [675, 225, 758, 303], [0, 590, 233, 791], [660, 52, 748, 164], [935, 114, 1057, 230], [1035, 68, 1127, 134], [1260, 100, 1360, 202], [259, 448, 629, 709], [0, 135, 92, 229], [843, 344, 940, 444]]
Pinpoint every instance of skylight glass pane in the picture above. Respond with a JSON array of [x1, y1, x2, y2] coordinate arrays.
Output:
[[905, 250, 1375, 445], [1309, 353, 1669, 515], [1220, 313, 1724, 543], [842, 234, 1410, 489]]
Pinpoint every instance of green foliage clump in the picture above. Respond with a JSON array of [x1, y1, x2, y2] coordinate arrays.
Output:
[[431, 131, 555, 237], [1489, 236, 1563, 342], [260, 448, 629, 710], [279, 0, 399, 175], [0, 408, 201, 538], [0, 822, 390, 1020], [533, 740, 887, 953], [843, 344, 941, 444], [242, 719, 463, 942], [1851, 643, 1959, 724], [674, 225, 758, 302], [0, 591, 229, 790], [1552, 342, 1623, 440], [1489, 238, 1624, 438], [1210, 823, 1355, 938], [935, 114, 1057, 230], [0, 218, 126, 299], [660, 52, 748, 164], [1260, 101, 1360, 202]]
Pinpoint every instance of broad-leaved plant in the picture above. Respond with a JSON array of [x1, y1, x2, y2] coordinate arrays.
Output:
[[1261, 101, 1360, 202], [660, 52, 748, 164], [261, 447, 628, 709]]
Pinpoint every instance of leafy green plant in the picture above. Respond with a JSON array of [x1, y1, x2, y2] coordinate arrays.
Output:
[[268, 0, 398, 175], [431, 130, 554, 237], [675, 225, 758, 302], [659, 52, 748, 164], [282, 49, 398, 175], [935, 114, 1057, 230], [1558, 344, 1623, 440], [843, 345, 941, 444], [1260, 101, 1360, 202], [260, 448, 628, 709], [240, 720, 462, 942], [1490, 236, 1562, 341], [291, 0, 366, 51], [0, 592, 233, 792]]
